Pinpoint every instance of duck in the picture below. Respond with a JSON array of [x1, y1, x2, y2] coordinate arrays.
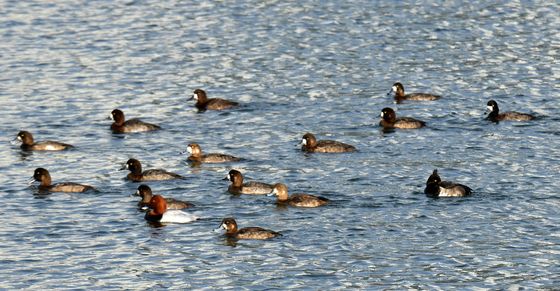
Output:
[[268, 183, 329, 208], [144, 195, 198, 223], [122, 158, 183, 182], [379, 107, 425, 129], [216, 217, 281, 240], [387, 82, 441, 103], [28, 168, 95, 193], [300, 132, 356, 153], [135, 184, 194, 210], [183, 143, 241, 164], [109, 109, 161, 133], [188, 89, 239, 111], [12, 131, 73, 151], [486, 100, 535, 122], [224, 169, 273, 195], [424, 169, 472, 198]]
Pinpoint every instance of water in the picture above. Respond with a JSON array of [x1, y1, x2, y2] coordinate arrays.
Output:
[[1, 1, 559, 289]]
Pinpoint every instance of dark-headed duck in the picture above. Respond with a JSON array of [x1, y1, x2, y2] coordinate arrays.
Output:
[[13, 131, 73, 151], [123, 158, 183, 182], [188, 89, 239, 111], [387, 82, 441, 103], [144, 195, 198, 223], [301, 132, 356, 153], [224, 169, 273, 195], [424, 169, 472, 198], [29, 168, 95, 193], [486, 100, 535, 122], [184, 143, 241, 164], [268, 183, 329, 208], [110, 109, 161, 133], [216, 217, 281, 240], [379, 107, 425, 129], [135, 184, 194, 210]]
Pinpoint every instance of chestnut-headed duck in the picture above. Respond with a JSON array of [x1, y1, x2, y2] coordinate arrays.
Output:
[[135, 184, 194, 210], [144, 195, 198, 223]]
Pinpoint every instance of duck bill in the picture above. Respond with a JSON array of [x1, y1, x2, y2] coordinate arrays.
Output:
[[27, 177, 37, 185], [119, 163, 128, 171], [387, 87, 395, 96], [187, 95, 194, 101], [213, 223, 225, 232], [266, 192, 276, 197], [10, 137, 21, 145], [179, 146, 192, 155]]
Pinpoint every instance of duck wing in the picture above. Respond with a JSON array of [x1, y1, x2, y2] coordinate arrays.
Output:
[[202, 153, 241, 163], [405, 93, 440, 101], [123, 118, 161, 132], [289, 194, 329, 207], [142, 169, 183, 180], [315, 140, 356, 153]]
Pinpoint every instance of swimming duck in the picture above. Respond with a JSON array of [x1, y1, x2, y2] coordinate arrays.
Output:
[[123, 158, 183, 182], [144, 194, 198, 223], [28, 168, 95, 193], [135, 184, 194, 210], [424, 169, 472, 198], [224, 169, 273, 195], [216, 217, 281, 240], [268, 183, 329, 208], [379, 107, 425, 129], [109, 109, 161, 133], [300, 132, 356, 153], [387, 82, 441, 103], [188, 89, 239, 111], [486, 100, 535, 122], [13, 131, 73, 151], [183, 143, 241, 164]]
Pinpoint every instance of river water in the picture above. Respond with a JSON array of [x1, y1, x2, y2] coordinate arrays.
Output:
[[1, 1, 559, 289]]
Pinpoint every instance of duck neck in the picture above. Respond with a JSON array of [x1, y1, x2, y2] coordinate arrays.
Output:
[[424, 182, 440, 196], [276, 191, 289, 201], [40, 174, 52, 187], [196, 94, 208, 105], [231, 176, 243, 187], [141, 191, 153, 203], [226, 225, 238, 235], [487, 110, 499, 121], [22, 134, 34, 145]]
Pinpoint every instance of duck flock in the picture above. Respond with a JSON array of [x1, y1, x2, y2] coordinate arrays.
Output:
[[14, 84, 537, 241]]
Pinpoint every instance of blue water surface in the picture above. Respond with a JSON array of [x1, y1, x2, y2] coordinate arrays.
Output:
[[0, 1, 559, 289]]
